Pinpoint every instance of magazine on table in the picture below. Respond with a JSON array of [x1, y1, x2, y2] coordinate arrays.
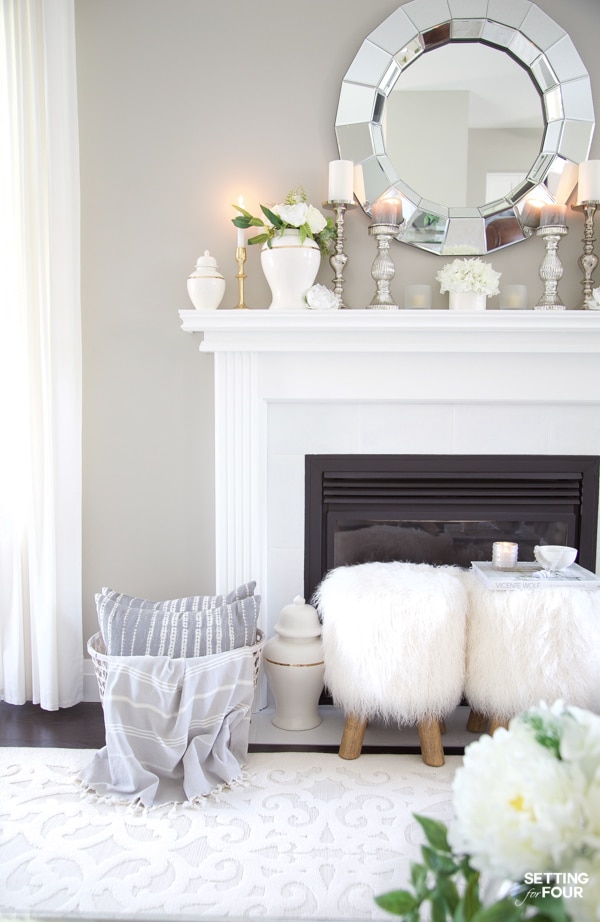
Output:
[[471, 560, 600, 590]]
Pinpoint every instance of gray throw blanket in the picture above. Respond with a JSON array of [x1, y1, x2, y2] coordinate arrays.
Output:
[[79, 646, 255, 806]]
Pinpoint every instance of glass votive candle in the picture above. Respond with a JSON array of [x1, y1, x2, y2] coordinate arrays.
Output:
[[492, 541, 518, 569], [500, 284, 528, 310], [404, 284, 432, 309]]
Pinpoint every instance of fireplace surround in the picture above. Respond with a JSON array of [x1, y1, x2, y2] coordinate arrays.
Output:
[[180, 308, 600, 707]]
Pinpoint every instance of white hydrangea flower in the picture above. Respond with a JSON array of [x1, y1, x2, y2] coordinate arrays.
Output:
[[591, 287, 600, 309], [449, 719, 588, 880], [306, 284, 339, 310], [436, 257, 501, 296]]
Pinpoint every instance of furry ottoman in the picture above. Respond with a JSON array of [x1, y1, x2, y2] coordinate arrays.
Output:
[[314, 561, 468, 764], [463, 570, 600, 724]]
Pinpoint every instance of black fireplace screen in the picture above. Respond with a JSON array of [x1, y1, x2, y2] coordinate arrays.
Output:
[[304, 454, 599, 601]]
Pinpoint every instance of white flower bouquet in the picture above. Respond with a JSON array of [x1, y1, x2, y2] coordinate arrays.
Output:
[[377, 701, 600, 922], [232, 186, 335, 256], [436, 257, 501, 297]]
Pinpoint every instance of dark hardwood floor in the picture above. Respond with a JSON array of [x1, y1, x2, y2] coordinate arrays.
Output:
[[0, 701, 106, 748]]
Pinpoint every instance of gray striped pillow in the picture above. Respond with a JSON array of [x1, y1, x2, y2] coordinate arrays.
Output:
[[96, 591, 261, 658], [100, 582, 256, 613]]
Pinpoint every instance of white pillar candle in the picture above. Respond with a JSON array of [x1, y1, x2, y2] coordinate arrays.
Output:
[[328, 160, 354, 202], [578, 160, 600, 203], [404, 284, 432, 309], [539, 203, 567, 227], [236, 195, 245, 248], [492, 541, 518, 569], [500, 284, 528, 310], [371, 196, 403, 226]]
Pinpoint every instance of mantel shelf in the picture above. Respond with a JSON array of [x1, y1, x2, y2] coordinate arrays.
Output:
[[179, 308, 600, 355]]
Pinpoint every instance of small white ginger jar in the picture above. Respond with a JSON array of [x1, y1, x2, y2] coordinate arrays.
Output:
[[263, 595, 325, 730], [187, 250, 225, 310]]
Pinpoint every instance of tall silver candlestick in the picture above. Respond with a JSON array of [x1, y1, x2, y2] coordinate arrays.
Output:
[[366, 222, 402, 310], [534, 224, 568, 311], [323, 200, 355, 309], [572, 201, 599, 309]]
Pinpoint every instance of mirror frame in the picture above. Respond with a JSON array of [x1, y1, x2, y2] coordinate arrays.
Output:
[[335, 0, 595, 254]]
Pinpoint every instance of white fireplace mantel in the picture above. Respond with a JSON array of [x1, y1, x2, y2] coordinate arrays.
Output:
[[179, 308, 600, 355], [179, 307, 600, 677]]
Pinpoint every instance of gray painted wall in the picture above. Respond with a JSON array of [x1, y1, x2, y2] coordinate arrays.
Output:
[[75, 0, 600, 647]]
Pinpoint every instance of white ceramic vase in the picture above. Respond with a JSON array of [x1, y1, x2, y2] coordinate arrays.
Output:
[[263, 595, 325, 730], [261, 229, 321, 310], [449, 290, 487, 311]]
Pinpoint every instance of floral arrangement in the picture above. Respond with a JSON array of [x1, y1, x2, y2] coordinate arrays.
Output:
[[591, 288, 600, 310], [305, 284, 339, 310], [436, 257, 501, 297], [232, 186, 335, 256], [376, 701, 600, 921]]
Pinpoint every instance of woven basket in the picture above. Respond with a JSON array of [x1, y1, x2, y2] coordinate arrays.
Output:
[[87, 629, 265, 702]]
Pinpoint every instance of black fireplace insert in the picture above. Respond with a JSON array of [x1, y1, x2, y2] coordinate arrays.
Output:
[[304, 454, 599, 601]]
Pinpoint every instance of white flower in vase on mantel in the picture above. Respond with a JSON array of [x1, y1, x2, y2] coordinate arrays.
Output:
[[232, 187, 336, 310], [436, 257, 501, 311], [590, 287, 600, 310]]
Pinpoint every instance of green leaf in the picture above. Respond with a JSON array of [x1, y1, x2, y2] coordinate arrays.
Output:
[[410, 861, 428, 896], [461, 873, 481, 920], [247, 232, 270, 246], [375, 889, 418, 915], [415, 815, 451, 853], [430, 892, 448, 922], [260, 205, 283, 227], [421, 845, 459, 875], [436, 876, 459, 913], [231, 204, 253, 218]]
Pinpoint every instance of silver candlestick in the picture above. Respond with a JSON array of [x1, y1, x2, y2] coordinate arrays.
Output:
[[367, 222, 402, 310], [534, 224, 568, 311], [323, 200, 355, 309], [572, 201, 599, 309]]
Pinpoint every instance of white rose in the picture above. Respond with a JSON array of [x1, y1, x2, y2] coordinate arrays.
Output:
[[591, 288, 600, 309], [272, 202, 308, 227], [306, 205, 327, 234], [306, 284, 339, 310]]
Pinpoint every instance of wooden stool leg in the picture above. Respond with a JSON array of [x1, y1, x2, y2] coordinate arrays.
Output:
[[339, 714, 368, 760], [418, 718, 445, 767], [489, 716, 509, 735], [439, 718, 446, 735], [466, 708, 490, 733]]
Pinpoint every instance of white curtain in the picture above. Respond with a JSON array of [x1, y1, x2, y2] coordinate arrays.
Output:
[[0, 0, 82, 708]]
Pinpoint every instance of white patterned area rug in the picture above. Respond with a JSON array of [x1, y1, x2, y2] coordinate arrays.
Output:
[[0, 747, 460, 919]]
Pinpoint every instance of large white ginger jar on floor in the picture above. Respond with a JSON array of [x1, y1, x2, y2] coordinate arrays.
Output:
[[263, 595, 325, 730]]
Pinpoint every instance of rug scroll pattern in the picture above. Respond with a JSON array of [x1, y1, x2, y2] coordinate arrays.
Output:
[[0, 748, 459, 918]]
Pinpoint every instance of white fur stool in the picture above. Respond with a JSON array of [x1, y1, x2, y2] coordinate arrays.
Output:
[[463, 570, 600, 733], [314, 561, 468, 766]]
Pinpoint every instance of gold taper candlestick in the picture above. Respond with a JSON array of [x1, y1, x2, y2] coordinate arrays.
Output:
[[233, 246, 249, 309]]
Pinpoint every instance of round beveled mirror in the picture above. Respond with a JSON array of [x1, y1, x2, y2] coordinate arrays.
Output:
[[335, 0, 595, 255]]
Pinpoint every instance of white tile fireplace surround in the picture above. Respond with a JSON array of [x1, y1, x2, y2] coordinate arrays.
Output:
[[180, 309, 600, 715]]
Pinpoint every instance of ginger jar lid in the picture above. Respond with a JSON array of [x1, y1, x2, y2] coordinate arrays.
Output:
[[189, 250, 224, 279], [274, 595, 322, 639]]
